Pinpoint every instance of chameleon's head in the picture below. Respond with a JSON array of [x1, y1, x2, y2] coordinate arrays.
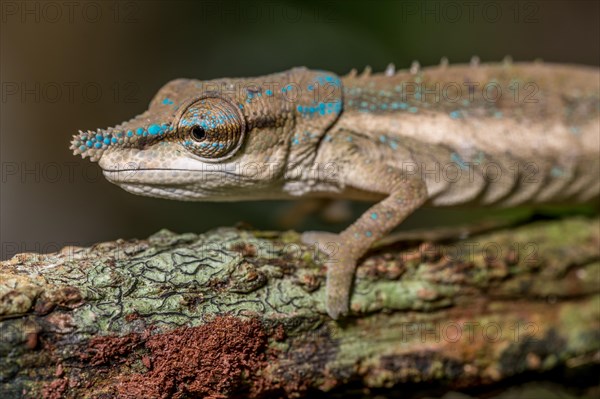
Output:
[[70, 68, 342, 201]]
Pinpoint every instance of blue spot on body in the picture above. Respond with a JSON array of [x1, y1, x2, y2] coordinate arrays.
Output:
[[365, 231, 372, 237], [79, 145, 86, 151], [103, 138, 111, 145], [551, 166, 565, 177], [408, 106, 418, 113], [95, 134, 103, 141], [162, 98, 174, 105], [451, 152, 468, 170], [449, 110, 462, 119], [370, 213, 378, 220], [94, 142, 102, 149], [86, 140, 93, 148], [136, 128, 144, 136], [127, 130, 133, 137], [265, 89, 273, 96]]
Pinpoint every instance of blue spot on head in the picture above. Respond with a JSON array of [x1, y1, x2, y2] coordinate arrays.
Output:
[[148, 124, 161, 135], [379, 135, 387, 143]]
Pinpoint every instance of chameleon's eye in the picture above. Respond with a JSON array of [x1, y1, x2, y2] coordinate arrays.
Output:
[[191, 126, 206, 141], [175, 95, 246, 162]]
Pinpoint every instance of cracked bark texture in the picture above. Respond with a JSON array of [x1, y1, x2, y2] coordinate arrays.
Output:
[[0, 216, 598, 398]]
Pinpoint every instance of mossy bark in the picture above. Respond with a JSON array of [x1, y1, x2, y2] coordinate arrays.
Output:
[[1, 216, 598, 398]]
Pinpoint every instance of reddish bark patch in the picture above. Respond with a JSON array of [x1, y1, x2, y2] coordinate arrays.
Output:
[[42, 377, 68, 399], [80, 332, 144, 366], [116, 316, 271, 399]]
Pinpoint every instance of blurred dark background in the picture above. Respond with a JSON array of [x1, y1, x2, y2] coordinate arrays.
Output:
[[1, 0, 599, 260]]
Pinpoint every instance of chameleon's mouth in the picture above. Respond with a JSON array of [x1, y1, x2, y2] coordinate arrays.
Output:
[[102, 168, 200, 185]]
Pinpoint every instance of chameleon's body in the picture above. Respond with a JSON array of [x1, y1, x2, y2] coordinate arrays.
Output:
[[71, 61, 600, 318]]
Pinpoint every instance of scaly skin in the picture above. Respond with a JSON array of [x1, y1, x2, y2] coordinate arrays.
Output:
[[71, 61, 600, 318]]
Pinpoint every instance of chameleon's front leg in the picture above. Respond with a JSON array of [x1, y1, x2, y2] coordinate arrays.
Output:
[[303, 161, 427, 319]]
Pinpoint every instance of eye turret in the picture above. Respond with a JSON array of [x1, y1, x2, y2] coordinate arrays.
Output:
[[175, 95, 246, 162]]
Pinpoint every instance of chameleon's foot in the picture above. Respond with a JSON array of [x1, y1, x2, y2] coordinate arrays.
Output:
[[302, 231, 357, 319]]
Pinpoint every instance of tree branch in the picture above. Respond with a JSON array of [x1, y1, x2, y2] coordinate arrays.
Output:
[[1, 216, 598, 398]]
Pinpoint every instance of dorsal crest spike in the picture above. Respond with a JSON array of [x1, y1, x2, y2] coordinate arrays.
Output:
[[361, 66, 372, 78], [385, 63, 395, 77], [440, 57, 449, 68], [470, 55, 480, 67], [347, 68, 358, 78], [410, 60, 420, 74], [502, 55, 513, 66]]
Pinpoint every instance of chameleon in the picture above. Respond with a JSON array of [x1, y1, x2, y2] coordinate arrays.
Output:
[[70, 59, 600, 319]]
